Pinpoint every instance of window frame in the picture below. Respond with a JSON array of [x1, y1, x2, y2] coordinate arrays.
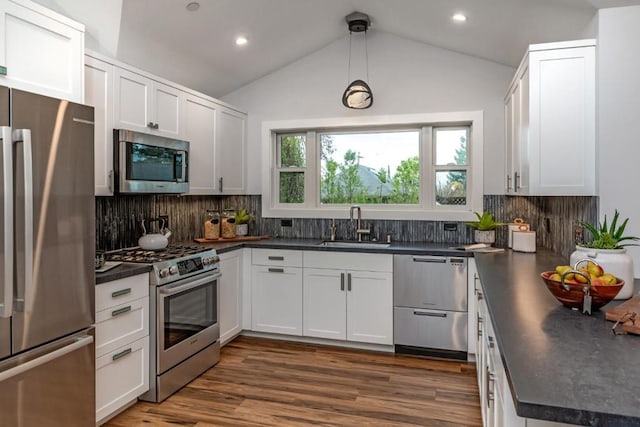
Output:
[[261, 111, 483, 221]]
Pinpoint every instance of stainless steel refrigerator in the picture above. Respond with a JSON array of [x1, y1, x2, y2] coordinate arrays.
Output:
[[0, 86, 95, 426]]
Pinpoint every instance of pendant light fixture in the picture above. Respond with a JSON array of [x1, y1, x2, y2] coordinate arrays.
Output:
[[342, 12, 373, 109]]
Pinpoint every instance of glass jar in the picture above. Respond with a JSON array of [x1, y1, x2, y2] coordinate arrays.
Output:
[[203, 210, 220, 240], [221, 208, 237, 239]]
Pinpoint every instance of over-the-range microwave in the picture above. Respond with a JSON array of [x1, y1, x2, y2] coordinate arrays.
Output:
[[114, 129, 189, 194]]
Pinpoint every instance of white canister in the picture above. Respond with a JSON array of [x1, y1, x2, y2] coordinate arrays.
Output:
[[512, 229, 536, 253], [570, 246, 634, 300], [508, 218, 529, 248]]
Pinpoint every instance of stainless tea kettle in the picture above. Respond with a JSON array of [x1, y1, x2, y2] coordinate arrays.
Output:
[[138, 218, 172, 250]]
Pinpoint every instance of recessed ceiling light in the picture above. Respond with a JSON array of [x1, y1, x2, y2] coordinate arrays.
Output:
[[452, 13, 467, 22], [186, 2, 200, 12], [235, 36, 248, 46]]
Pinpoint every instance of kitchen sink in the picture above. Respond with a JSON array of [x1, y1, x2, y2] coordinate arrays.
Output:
[[317, 241, 391, 249]]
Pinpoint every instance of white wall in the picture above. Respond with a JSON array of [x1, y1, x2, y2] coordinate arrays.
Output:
[[222, 31, 514, 195], [598, 6, 640, 278]]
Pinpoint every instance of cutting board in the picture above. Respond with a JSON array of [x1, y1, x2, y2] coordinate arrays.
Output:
[[194, 235, 270, 243], [605, 295, 640, 335]]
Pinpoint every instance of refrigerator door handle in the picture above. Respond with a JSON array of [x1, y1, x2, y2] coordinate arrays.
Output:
[[1, 126, 13, 318], [13, 129, 34, 313], [0, 335, 93, 382]]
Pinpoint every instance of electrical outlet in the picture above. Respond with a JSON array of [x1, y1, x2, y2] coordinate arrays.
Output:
[[444, 222, 457, 231], [159, 215, 169, 229], [280, 219, 293, 227], [544, 217, 551, 232], [574, 224, 584, 244]]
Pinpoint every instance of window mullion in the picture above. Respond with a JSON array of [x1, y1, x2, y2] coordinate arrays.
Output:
[[305, 130, 316, 209], [421, 126, 434, 209]]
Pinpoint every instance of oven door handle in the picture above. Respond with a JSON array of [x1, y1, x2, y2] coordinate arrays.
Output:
[[159, 271, 222, 296]]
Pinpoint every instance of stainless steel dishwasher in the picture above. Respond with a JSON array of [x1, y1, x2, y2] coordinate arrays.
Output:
[[393, 255, 468, 359]]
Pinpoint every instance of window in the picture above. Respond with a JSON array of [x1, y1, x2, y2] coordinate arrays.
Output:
[[262, 112, 483, 221]]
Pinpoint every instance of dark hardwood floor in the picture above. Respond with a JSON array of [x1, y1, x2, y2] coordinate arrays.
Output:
[[105, 336, 481, 426]]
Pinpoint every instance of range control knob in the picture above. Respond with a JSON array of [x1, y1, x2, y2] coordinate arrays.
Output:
[[169, 266, 179, 275], [211, 255, 220, 264], [202, 257, 210, 265], [159, 268, 170, 278]]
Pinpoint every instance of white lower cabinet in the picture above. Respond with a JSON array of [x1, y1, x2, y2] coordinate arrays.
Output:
[[302, 251, 393, 345], [476, 271, 573, 427], [251, 264, 303, 335], [219, 250, 243, 345], [95, 273, 150, 425], [96, 338, 149, 424]]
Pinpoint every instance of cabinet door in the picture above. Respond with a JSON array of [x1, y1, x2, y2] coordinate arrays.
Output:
[[303, 268, 346, 340], [219, 251, 242, 345], [251, 266, 302, 335], [113, 67, 151, 133], [216, 107, 246, 194], [346, 270, 393, 345], [152, 81, 183, 139], [85, 55, 114, 196], [528, 46, 595, 195], [185, 95, 217, 194], [0, 1, 83, 102], [95, 337, 149, 424]]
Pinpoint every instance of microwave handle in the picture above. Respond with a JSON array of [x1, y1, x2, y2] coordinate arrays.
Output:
[[176, 150, 187, 182]]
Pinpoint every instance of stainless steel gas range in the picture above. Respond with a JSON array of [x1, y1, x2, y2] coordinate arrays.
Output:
[[106, 245, 221, 402]]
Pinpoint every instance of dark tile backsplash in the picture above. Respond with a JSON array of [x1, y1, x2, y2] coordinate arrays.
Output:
[[96, 194, 597, 259]]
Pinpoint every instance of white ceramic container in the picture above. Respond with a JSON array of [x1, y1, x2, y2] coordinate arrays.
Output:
[[570, 246, 634, 299]]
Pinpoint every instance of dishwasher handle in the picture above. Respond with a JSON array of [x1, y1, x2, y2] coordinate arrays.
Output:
[[413, 309, 447, 318], [412, 256, 447, 263]]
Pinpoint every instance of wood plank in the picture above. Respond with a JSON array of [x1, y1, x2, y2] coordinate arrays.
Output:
[[104, 336, 481, 426]]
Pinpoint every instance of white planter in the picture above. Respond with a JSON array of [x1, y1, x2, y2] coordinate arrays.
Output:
[[570, 246, 634, 299], [474, 230, 496, 244], [236, 223, 249, 236]]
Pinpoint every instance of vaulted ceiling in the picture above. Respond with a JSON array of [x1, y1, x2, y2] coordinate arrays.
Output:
[[34, 0, 640, 98]]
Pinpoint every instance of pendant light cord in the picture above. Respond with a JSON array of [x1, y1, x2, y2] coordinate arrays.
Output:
[[365, 30, 369, 82], [347, 31, 353, 85]]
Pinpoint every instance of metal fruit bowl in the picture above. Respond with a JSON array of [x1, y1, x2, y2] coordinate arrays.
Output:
[[540, 271, 623, 311]]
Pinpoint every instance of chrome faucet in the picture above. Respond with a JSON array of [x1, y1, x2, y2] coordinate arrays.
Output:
[[349, 205, 371, 242]]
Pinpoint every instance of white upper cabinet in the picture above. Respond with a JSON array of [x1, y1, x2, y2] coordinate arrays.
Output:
[[215, 106, 247, 194], [0, 0, 84, 102], [184, 94, 217, 194], [113, 67, 184, 139], [84, 54, 114, 196], [505, 39, 596, 196]]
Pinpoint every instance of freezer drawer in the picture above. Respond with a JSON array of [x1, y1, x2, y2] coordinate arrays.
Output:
[[0, 328, 95, 426], [394, 307, 467, 352], [393, 255, 467, 311]]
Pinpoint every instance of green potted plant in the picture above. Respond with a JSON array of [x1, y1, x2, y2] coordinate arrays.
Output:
[[571, 209, 639, 299], [235, 208, 254, 236], [466, 211, 505, 244]]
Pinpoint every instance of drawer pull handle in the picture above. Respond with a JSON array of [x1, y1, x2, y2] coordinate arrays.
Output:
[[112, 347, 132, 361], [412, 257, 446, 263], [413, 310, 447, 318], [111, 306, 132, 317], [268, 256, 284, 261], [268, 268, 284, 273], [111, 288, 131, 298]]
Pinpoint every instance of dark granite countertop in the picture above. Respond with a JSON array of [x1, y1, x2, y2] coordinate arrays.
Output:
[[193, 237, 476, 257], [95, 263, 153, 285], [475, 250, 640, 426]]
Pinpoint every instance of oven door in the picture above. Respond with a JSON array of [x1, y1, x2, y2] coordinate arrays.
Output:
[[157, 272, 220, 374]]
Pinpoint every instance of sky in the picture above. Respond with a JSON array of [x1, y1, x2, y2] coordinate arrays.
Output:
[[323, 129, 466, 176]]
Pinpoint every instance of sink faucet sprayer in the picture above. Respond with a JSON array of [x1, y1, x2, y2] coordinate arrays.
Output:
[[349, 205, 371, 242]]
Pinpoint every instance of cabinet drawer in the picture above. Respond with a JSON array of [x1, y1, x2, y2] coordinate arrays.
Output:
[[96, 273, 149, 312], [96, 337, 149, 424], [394, 307, 467, 352], [252, 249, 302, 267], [303, 251, 392, 272], [95, 297, 149, 358]]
